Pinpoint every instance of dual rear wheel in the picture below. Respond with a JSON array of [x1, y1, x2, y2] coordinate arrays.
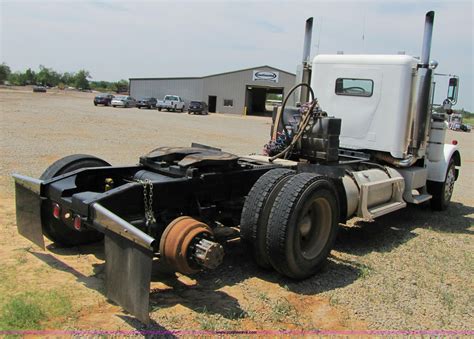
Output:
[[240, 169, 339, 279]]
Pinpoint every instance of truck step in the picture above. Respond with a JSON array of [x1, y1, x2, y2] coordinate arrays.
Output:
[[410, 193, 432, 204], [358, 176, 406, 220], [368, 201, 407, 218]]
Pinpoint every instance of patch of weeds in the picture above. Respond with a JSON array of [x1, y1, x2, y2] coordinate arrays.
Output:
[[0, 290, 73, 331], [0, 295, 45, 330], [401, 305, 414, 316], [246, 310, 257, 321], [439, 288, 455, 311], [358, 264, 373, 279], [270, 298, 294, 322], [224, 309, 246, 320], [329, 295, 340, 306], [195, 311, 233, 331], [162, 314, 182, 327], [257, 291, 270, 302]]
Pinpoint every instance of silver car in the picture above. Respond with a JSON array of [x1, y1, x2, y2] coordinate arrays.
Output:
[[111, 95, 137, 108]]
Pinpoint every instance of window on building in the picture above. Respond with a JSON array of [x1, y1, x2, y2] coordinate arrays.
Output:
[[335, 78, 373, 97], [223, 99, 233, 107]]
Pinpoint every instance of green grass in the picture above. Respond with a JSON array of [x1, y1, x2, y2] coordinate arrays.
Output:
[[358, 264, 373, 279], [195, 313, 233, 331], [270, 298, 294, 322], [462, 117, 474, 125], [0, 291, 73, 331]]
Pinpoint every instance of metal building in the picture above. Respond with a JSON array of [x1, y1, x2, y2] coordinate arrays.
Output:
[[129, 66, 296, 115]]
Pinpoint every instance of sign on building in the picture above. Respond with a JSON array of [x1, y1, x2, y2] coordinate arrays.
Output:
[[252, 70, 279, 83]]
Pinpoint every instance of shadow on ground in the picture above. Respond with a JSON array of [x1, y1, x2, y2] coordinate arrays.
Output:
[[118, 315, 176, 338], [336, 202, 473, 256], [29, 201, 473, 326]]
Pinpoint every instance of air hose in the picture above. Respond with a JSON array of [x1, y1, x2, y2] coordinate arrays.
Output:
[[269, 83, 317, 162]]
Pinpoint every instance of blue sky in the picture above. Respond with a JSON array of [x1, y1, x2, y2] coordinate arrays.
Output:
[[1, 0, 473, 110]]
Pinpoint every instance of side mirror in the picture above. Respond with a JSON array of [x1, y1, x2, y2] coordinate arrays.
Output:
[[447, 77, 459, 104]]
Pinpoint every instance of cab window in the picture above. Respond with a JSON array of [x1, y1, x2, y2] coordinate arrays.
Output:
[[335, 78, 373, 97]]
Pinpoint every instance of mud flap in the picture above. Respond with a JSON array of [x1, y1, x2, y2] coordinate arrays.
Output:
[[13, 174, 45, 249], [92, 203, 156, 324], [104, 232, 153, 324]]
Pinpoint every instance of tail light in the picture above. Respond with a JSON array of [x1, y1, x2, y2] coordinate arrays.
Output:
[[452, 140, 458, 145], [73, 216, 82, 231], [52, 203, 61, 219]]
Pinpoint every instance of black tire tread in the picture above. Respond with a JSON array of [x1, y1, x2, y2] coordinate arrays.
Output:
[[240, 168, 295, 268], [40, 154, 110, 180], [267, 173, 339, 279], [427, 159, 455, 211]]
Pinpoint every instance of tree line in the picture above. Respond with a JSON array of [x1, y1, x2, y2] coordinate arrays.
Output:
[[0, 63, 128, 93]]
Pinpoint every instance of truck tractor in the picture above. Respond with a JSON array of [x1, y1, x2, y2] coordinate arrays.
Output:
[[12, 11, 460, 323]]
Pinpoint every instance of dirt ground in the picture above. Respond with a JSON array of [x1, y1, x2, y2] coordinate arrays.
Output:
[[0, 87, 472, 334]]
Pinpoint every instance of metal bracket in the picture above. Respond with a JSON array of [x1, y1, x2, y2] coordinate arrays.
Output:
[[358, 177, 406, 220]]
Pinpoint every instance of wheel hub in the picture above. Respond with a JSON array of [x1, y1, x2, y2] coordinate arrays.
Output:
[[159, 216, 224, 274], [297, 198, 332, 260]]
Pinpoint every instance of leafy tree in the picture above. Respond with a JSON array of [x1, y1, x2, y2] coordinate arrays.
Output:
[[7, 72, 22, 85], [0, 63, 11, 84], [24, 68, 36, 85], [74, 70, 91, 90], [61, 72, 74, 86], [36, 65, 61, 86], [111, 79, 128, 93]]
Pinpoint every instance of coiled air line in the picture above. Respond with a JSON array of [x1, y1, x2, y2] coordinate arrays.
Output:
[[269, 83, 317, 162]]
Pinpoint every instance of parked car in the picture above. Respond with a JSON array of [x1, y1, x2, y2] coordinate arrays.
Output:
[[460, 123, 472, 132], [188, 101, 208, 115], [94, 93, 115, 106], [33, 86, 47, 93], [111, 96, 137, 108], [136, 97, 157, 109], [157, 95, 186, 112]]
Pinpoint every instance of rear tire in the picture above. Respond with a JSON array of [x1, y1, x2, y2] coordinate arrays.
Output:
[[240, 169, 295, 269], [266, 173, 339, 279], [40, 154, 111, 246], [427, 159, 456, 211]]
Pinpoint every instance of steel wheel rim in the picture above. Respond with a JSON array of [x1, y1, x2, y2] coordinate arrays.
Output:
[[444, 165, 455, 201], [297, 197, 332, 260]]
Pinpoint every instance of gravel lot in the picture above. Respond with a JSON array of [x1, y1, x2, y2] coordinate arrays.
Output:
[[0, 87, 472, 332]]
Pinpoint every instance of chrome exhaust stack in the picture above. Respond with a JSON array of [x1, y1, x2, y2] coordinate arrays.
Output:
[[410, 11, 435, 157], [299, 17, 314, 103]]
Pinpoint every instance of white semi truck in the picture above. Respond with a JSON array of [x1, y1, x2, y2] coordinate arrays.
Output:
[[12, 11, 461, 322]]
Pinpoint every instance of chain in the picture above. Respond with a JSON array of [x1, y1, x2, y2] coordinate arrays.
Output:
[[137, 179, 156, 227]]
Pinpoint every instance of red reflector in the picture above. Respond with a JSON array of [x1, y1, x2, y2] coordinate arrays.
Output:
[[52, 203, 61, 219], [73, 216, 82, 231], [452, 140, 458, 145]]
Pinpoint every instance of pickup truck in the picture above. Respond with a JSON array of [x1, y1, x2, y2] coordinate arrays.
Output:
[[157, 95, 186, 112]]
